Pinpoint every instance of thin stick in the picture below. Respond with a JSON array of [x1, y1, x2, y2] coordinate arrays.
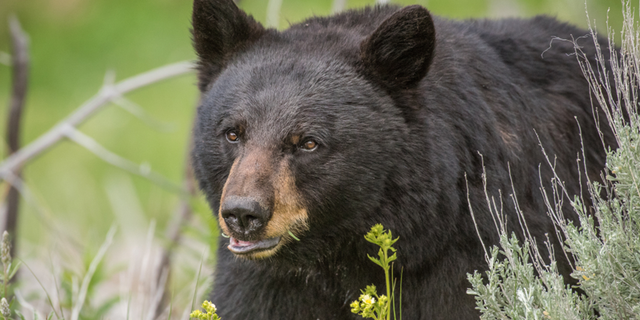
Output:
[[62, 126, 185, 194], [152, 142, 197, 319], [0, 61, 195, 182], [266, 0, 283, 28], [4, 15, 30, 265], [6, 15, 29, 158], [331, 0, 347, 13], [113, 95, 174, 132]]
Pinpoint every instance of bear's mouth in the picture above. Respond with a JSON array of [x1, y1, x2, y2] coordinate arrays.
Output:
[[228, 236, 281, 254]]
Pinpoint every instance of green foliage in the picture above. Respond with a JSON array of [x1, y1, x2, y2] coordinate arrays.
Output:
[[467, 1, 640, 318], [364, 224, 398, 271], [56, 249, 118, 320], [466, 235, 592, 320], [569, 125, 640, 317], [350, 285, 390, 320], [1, 232, 20, 302], [468, 121, 640, 320], [0, 232, 20, 320], [351, 224, 399, 320], [287, 230, 301, 241], [0, 298, 10, 320]]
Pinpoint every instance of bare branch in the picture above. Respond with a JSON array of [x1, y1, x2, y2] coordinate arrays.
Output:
[[152, 134, 197, 320], [2, 172, 42, 218], [0, 61, 195, 182], [266, 0, 283, 28], [7, 16, 30, 155], [113, 95, 175, 132], [62, 125, 185, 194], [4, 15, 30, 264], [331, 0, 347, 14]]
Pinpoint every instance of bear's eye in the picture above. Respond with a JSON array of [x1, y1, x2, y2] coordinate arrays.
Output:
[[226, 129, 240, 143], [300, 139, 318, 151]]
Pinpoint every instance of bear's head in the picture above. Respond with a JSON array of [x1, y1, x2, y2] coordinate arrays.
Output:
[[191, 0, 436, 260]]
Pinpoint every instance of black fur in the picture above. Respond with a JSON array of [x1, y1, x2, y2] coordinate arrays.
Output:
[[191, 1, 615, 319], [360, 5, 436, 90]]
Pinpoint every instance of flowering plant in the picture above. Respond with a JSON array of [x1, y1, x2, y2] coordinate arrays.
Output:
[[351, 224, 400, 320]]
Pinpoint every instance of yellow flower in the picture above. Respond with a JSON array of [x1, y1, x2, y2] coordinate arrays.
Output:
[[202, 301, 217, 314], [190, 301, 222, 320], [190, 310, 204, 319], [350, 300, 360, 313], [361, 294, 375, 305]]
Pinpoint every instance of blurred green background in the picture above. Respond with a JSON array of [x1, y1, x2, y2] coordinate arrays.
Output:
[[0, 0, 625, 253]]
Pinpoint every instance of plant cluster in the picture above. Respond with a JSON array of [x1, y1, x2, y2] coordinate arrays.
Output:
[[467, 1, 640, 318], [0, 232, 17, 320], [0, 232, 22, 320], [190, 300, 221, 320], [351, 224, 400, 320], [350, 285, 390, 319]]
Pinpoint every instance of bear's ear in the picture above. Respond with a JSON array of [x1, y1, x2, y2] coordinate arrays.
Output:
[[192, 0, 265, 91], [360, 5, 436, 90]]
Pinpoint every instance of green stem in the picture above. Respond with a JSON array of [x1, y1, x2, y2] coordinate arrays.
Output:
[[384, 252, 391, 320]]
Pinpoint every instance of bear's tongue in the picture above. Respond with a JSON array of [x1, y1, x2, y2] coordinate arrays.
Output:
[[228, 236, 281, 254], [230, 237, 255, 247]]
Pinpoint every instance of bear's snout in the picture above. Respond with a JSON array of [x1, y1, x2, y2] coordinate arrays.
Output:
[[220, 196, 270, 237], [216, 146, 309, 257]]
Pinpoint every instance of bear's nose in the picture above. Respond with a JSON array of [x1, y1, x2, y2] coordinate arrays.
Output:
[[220, 197, 269, 236]]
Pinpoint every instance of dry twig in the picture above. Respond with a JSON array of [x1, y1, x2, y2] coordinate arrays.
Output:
[[0, 61, 195, 183], [4, 15, 30, 262], [332, 0, 347, 13], [152, 137, 197, 320], [62, 125, 184, 194], [266, 0, 283, 28]]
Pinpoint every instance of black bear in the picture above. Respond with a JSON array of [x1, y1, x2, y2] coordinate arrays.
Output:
[[190, 0, 614, 319]]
